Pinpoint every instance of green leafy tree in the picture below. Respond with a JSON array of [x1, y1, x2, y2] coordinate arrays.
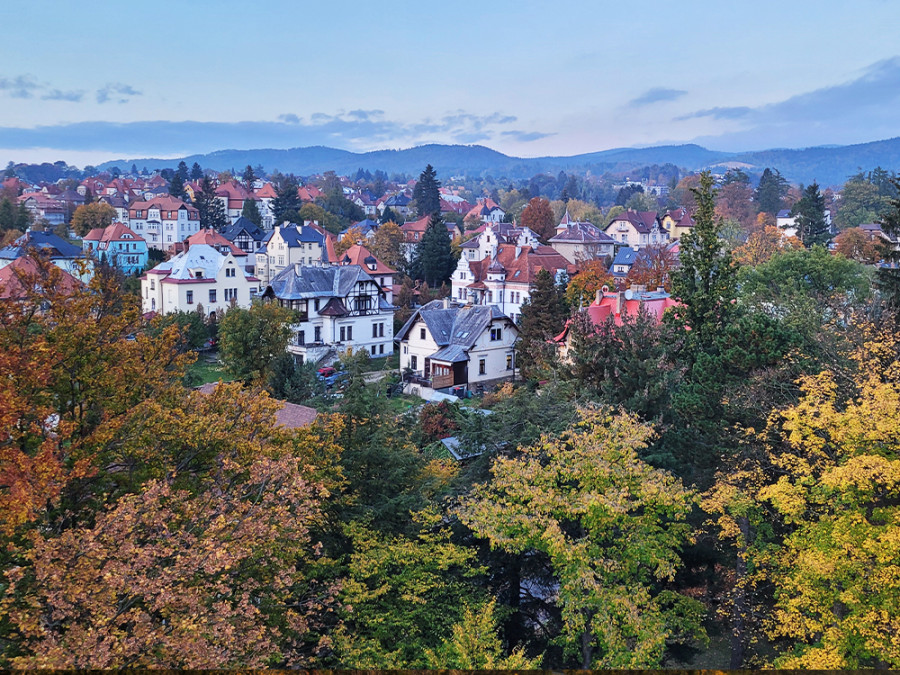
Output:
[[460, 410, 704, 668], [754, 167, 789, 215], [413, 213, 455, 287], [241, 197, 263, 226], [71, 201, 117, 237], [836, 174, 892, 230], [218, 301, 294, 384], [267, 352, 321, 403], [791, 182, 829, 247], [412, 164, 441, 217]]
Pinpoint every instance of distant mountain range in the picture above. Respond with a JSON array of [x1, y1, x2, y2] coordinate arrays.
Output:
[[98, 137, 900, 187]]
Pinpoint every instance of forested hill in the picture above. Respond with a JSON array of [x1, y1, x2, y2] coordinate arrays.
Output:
[[98, 136, 900, 186]]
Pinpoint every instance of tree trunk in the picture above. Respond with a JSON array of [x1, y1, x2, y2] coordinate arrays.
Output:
[[581, 610, 595, 669], [729, 515, 750, 669]]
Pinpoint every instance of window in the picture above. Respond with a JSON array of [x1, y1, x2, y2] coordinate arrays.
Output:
[[186, 290, 193, 304], [411, 355, 418, 370], [347, 326, 352, 340], [379, 323, 385, 337], [372, 323, 378, 338], [209, 289, 217, 303], [314, 299, 320, 312], [314, 326, 321, 342], [340, 326, 346, 342], [420, 327, 426, 340], [297, 330, 305, 346], [506, 354, 513, 370], [490, 327, 502, 341], [479, 359, 486, 375], [403, 345, 408, 354], [150, 279, 155, 290], [379, 344, 384, 354]]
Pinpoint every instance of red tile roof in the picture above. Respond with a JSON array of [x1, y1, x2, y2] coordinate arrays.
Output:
[[0, 255, 82, 300], [83, 222, 144, 244], [340, 243, 396, 275]]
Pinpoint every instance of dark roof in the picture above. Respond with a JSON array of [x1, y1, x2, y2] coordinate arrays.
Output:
[[267, 263, 377, 300], [395, 300, 512, 349], [221, 217, 266, 242], [612, 247, 641, 267], [549, 222, 615, 244], [258, 222, 324, 253], [318, 297, 350, 316], [0, 230, 83, 261], [777, 209, 792, 218]]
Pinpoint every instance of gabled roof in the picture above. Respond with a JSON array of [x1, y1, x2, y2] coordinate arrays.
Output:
[[259, 223, 326, 254], [340, 243, 396, 275], [182, 228, 246, 257], [0, 255, 82, 300], [607, 210, 660, 234], [549, 222, 616, 244], [395, 300, 513, 351], [147, 244, 239, 282], [83, 222, 145, 244], [221, 217, 266, 242], [254, 183, 278, 199], [129, 194, 198, 217], [463, 244, 574, 286], [0, 230, 83, 260], [266, 263, 378, 300], [611, 247, 641, 267]]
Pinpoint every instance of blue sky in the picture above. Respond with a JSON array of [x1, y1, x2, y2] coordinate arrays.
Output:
[[2, 0, 900, 166]]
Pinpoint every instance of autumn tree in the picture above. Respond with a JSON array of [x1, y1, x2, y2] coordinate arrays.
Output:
[[369, 220, 405, 273], [460, 410, 704, 668], [71, 201, 117, 236], [716, 171, 755, 228], [335, 225, 364, 257], [564, 259, 614, 307], [219, 301, 295, 385], [627, 243, 677, 291], [833, 226, 890, 264], [520, 197, 555, 242], [733, 225, 799, 266]]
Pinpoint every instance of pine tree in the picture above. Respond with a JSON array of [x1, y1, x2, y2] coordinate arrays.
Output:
[[190, 162, 203, 181], [413, 164, 441, 217], [168, 172, 185, 200], [414, 213, 455, 287], [671, 170, 737, 349], [0, 198, 15, 233], [241, 164, 256, 189], [271, 177, 300, 223], [241, 198, 263, 227], [754, 167, 788, 215], [195, 176, 227, 230], [792, 182, 829, 247], [517, 268, 567, 380]]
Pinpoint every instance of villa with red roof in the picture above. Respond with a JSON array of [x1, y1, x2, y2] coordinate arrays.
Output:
[[0, 255, 82, 302], [338, 243, 397, 303], [82, 223, 148, 274], [128, 195, 200, 250], [604, 210, 668, 249]]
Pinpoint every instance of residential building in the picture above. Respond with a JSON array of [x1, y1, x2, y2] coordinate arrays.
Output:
[[82, 222, 148, 275], [340, 218, 380, 241], [661, 207, 695, 240], [254, 222, 329, 287], [378, 192, 412, 218], [0, 255, 82, 302], [395, 299, 518, 394], [451, 244, 573, 323], [552, 286, 680, 362], [263, 263, 395, 365], [141, 243, 259, 316], [216, 180, 256, 224], [127, 195, 200, 250], [548, 211, 617, 263], [17, 192, 66, 225], [464, 198, 505, 225], [610, 246, 641, 280], [254, 183, 278, 228], [0, 230, 93, 281], [171, 228, 251, 272], [604, 210, 667, 249], [337, 243, 397, 303], [459, 222, 541, 262], [221, 217, 267, 255]]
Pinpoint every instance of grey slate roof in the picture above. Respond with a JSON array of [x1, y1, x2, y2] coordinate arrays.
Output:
[[549, 222, 616, 243], [0, 230, 83, 260], [267, 263, 377, 300], [222, 217, 265, 242], [257, 223, 324, 254], [395, 300, 511, 350]]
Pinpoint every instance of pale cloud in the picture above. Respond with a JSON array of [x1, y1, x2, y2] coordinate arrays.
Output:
[[96, 82, 141, 104], [42, 89, 85, 102], [628, 87, 687, 107], [0, 75, 42, 99]]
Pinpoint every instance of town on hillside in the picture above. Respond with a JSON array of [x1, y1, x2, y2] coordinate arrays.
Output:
[[3, 157, 900, 669]]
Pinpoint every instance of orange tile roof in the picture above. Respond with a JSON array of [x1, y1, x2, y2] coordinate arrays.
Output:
[[0, 255, 82, 300], [340, 243, 396, 275], [83, 222, 144, 243]]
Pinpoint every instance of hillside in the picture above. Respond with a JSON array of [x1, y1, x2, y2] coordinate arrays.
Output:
[[99, 137, 900, 186]]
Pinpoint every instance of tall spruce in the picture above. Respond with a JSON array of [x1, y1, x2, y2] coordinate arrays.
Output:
[[414, 212, 455, 287], [195, 176, 227, 230], [671, 170, 737, 349], [517, 268, 567, 381], [241, 198, 263, 227], [271, 177, 301, 223], [190, 162, 203, 181], [754, 168, 788, 215], [413, 164, 441, 217], [792, 182, 829, 247]]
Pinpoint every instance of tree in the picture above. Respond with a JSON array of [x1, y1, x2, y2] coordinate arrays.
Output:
[[271, 177, 301, 223], [412, 164, 441, 217], [412, 213, 454, 287], [670, 171, 738, 348], [335, 226, 364, 257], [241, 198, 263, 227], [520, 197, 555, 242], [564, 259, 614, 308], [833, 227, 890, 264], [627, 244, 677, 291], [379, 206, 401, 225], [716, 177, 755, 229], [0, 198, 15, 233], [791, 182, 829, 247], [168, 161, 188, 200], [218, 301, 294, 385], [755, 168, 789, 215], [189, 162, 203, 181], [241, 164, 256, 189], [836, 174, 891, 230], [71, 201, 117, 237], [733, 225, 800, 266], [194, 176, 227, 231], [516, 268, 567, 380], [460, 410, 704, 668], [369, 221, 405, 272]]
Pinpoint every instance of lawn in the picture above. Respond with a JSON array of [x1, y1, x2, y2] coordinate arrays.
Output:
[[186, 353, 233, 386]]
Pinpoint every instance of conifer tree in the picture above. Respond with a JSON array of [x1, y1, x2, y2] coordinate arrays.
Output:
[[754, 167, 788, 215], [414, 213, 455, 287], [517, 268, 567, 380], [791, 182, 829, 247], [195, 176, 227, 230], [271, 177, 301, 223], [190, 162, 203, 181], [241, 198, 263, 227], [413, 164, 441, 217]]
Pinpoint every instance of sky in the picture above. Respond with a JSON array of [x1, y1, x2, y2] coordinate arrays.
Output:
[[2, 0, 900, 167]]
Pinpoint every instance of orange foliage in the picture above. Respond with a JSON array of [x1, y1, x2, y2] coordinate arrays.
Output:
[[566, 259, 614, 306], [626, 244, 677, 291]]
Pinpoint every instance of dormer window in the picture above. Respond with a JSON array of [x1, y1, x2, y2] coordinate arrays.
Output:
[[194, 270, 203, 279]]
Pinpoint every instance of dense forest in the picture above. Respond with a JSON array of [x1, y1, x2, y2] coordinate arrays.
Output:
[[1, 173, 899, 669]]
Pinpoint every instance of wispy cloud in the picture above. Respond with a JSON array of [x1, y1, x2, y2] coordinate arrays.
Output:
[[42, 88, 85, 102], [0, 75, 42, 99], [628, 87, 687, 107], [96, 82, 141, 104], [682, 56, 900, 149], [0, 110, 546, 156]]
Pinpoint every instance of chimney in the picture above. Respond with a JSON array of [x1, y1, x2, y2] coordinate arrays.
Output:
[[515, 245, 521, 258], [595, 289, 603, 305], [443, 297, 450, 310], [616, 291, 624, 316], [657, 286, 665, 294], [294, 262, 302, 276]]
